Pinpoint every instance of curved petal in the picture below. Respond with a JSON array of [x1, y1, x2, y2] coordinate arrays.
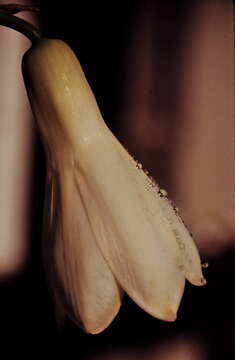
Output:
[[156, 193, 205, 286], [113, 139, 205, 286], [74, 138, 186, 321], [43, 170, 122, 334]]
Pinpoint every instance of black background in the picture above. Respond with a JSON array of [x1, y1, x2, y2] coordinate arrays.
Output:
[[0, 1, 235, 358]]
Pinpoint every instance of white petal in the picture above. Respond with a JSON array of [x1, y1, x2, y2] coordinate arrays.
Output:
[[43, 170, 122, 334], [156, 193, 205, 286], [113, 140, 205, 286], [75, 133, 186, 321]]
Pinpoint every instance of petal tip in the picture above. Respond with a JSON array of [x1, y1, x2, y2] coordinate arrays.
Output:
[[163, 308, 177, 322], [188, 274, 207, 287], [84, 320, 112, 335], [81, 299, 122, 335], [199, 276, 207, 287], [147, 304, 178, 323]]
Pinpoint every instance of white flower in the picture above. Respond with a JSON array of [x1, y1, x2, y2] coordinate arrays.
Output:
[[22, 39, 205, 334]]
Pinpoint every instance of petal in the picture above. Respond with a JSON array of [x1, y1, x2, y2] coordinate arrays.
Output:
[[75, 135, 186, 321], [42, 172, 67, 326], [156, 192, 205, 286], [113, 140, 205, 286], [43, 170, 122, 334]]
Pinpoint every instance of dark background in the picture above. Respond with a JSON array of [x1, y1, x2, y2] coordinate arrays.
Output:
[[0, 1, 235, 358]]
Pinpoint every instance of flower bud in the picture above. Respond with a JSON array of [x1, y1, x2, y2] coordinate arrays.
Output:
[[22, 39, 205, 333]]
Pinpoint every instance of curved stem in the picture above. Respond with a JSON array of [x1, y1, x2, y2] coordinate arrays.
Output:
[[0, 4, 39, 15], [0, 12, 41, 45]]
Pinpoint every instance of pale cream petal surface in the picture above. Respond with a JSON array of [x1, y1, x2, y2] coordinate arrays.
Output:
[[43, 169, 122, 334], [112, 138, 204, 286], [74, 137, 186, 321]]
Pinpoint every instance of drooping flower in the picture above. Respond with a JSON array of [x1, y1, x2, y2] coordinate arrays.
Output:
[[22, 39, 205, 334]]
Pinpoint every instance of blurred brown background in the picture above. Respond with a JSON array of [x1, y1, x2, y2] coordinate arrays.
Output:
[[0, 0, 234, 358]]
